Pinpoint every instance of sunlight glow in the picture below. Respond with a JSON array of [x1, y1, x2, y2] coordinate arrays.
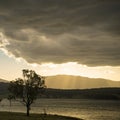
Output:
[[0, 46, 120, 81]]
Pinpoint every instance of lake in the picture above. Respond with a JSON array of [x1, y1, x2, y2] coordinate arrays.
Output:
[[0, 99, 120, 120]]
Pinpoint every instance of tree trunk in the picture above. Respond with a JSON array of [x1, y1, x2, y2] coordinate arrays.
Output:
[[26, 105, 30, 116], [10, 100, 11, 107]]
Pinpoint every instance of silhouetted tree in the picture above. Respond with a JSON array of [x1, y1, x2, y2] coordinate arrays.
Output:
[[0, 98, 2, 104], [7, 95, 15, 107], [8, 69, 45, 116]]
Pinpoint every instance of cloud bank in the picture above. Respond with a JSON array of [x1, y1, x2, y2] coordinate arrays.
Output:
[[0, 0, 120, 66]]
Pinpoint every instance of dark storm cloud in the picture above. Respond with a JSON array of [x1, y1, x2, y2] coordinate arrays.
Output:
[[0, 0, 120, 66]]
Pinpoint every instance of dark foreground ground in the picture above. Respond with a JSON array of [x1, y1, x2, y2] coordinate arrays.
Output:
[[0, 112, 82, 120]]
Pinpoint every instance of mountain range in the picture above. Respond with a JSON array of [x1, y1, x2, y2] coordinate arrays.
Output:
[[0, 75, 120, 89], [0, 78, 8, 83], [0, 76, 120, 99], [45, 75, 120, 89]]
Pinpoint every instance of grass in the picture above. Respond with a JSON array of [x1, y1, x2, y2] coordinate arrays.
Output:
[[0, 112, 83, 120]]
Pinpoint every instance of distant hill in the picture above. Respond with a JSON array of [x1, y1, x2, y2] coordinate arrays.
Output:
[[0, 83, 9, 97], [45, 75, 120, 89], [44, 88, 120, 100], [0, 78, 9, 97], [0, 80, 120, 100], [0, 78, 8, 83], [0, 75, 120, 89]]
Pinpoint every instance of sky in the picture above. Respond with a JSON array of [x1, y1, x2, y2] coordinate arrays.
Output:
[[0, 0, 120, 81]]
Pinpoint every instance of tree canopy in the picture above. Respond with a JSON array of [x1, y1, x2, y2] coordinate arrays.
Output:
[[8, 69, 46, 116]]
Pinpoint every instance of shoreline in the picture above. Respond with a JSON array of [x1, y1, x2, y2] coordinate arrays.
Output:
[[0, 111, 83, 120]]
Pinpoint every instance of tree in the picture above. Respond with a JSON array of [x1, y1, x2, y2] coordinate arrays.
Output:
[[7, 95, 15, 107], [0, 98, 2, 104], [7, 95, 15, 112], [8, 69, 45, 116]]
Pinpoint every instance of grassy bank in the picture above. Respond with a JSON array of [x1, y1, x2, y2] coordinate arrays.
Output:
[[0, 112, 82, 120]]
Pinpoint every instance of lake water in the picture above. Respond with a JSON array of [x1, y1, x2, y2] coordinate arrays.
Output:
[[0, 99, 120, 120]]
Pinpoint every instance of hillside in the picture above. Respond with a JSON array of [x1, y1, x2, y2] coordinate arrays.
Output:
[[1, 75, 120, 89], [0, 78, 8, 83], [0, 80, 120, 100], [44, 88, 120, 100], [45, 75, 120, 89]]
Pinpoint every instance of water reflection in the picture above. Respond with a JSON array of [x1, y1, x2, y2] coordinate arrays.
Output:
[[0, 99, 120, 120]]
